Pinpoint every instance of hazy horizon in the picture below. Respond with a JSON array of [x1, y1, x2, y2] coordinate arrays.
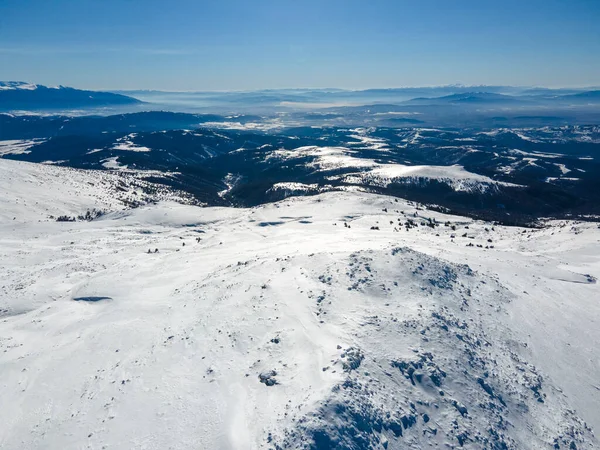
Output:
[[3, 82, 600, 94]]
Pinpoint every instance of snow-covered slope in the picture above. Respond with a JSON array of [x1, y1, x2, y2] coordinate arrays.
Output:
[[267, 145, 515, 193], [0, 159, 195, 223], [0, 160, 598, 449], [0, 139, 46, 156]]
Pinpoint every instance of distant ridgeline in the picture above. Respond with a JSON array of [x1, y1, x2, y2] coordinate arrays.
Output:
[[0, 81, 142, 110]]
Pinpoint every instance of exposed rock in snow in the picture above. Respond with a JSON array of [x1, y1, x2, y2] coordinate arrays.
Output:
[[0, 159, 598, 449]]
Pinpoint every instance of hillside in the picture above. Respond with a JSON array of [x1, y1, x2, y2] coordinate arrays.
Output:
[[0, 158, 598, 449], [2, 119, 599, 223]]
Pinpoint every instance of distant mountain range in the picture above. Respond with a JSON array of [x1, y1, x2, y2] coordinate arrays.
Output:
[[106, 86, 600, 118], [405, 92, 523, 105], [0, 81, 142, 111], [2, 82, 599, 131], [403, 91, 600, 106], [565, 90, 600, 99]]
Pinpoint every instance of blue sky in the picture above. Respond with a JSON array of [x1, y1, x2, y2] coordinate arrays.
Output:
[[1, 0, 599, 91]]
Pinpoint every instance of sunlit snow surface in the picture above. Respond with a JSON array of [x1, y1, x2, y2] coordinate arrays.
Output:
[[0, 159, 598, 449], [268, 145, 518, 192], [0, 139, 46, 156], [111, 134, 152, 152]]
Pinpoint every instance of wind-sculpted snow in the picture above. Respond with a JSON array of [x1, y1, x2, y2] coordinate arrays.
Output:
[[0, 168, 599, 449], [277, 249, 593, 449]]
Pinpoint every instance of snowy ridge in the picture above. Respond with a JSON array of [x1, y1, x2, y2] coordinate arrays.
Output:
[[0, 159, 195, 223], [0, 81, 44, 91], [0, 161, 599, 449], [267, 146, 516, 193], [339, 164, 517, 193], [0, 139, 46, 156], [111, 134, 152, 153]]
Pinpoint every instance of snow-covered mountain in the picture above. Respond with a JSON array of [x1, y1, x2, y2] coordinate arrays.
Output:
[[1, 158, 598, 449], [0, 82, 142, 111], [0, 81, 45, 91]]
